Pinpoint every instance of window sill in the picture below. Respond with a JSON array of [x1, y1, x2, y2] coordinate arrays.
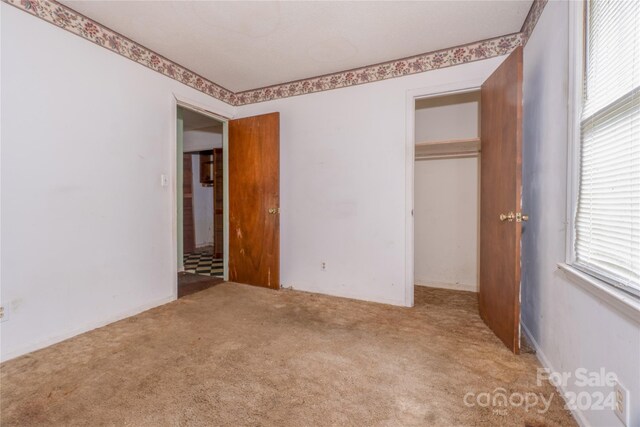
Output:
[[557, 263, 640, 323]]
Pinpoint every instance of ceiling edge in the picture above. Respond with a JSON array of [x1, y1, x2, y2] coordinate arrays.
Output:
[[2, 0, 236, 105], [233, 33, 522, 105], [520, 0, 548, 45], [3, 0, 547, 107]]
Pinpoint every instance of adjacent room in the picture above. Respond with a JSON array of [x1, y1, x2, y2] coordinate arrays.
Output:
[[178, 106, 226, 297], [1, 1, 638, 426]]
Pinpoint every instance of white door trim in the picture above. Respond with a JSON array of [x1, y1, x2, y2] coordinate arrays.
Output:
[[170, 93, 235, 299]]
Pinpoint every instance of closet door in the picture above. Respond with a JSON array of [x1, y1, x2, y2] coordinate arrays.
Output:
[[479, 46, 524, 354]]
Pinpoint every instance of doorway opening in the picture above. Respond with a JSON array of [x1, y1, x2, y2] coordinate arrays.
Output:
[[413, 91, 481, 304], [177, 105, 226, 298], [174, 107, 280, 296]]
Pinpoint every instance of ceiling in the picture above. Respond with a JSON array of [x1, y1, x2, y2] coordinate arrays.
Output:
[[62, 1, 532, 93], [181, 107, 222, 131]]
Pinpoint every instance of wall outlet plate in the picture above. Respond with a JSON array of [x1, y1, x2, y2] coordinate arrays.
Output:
[[614, 380, 630, 427]]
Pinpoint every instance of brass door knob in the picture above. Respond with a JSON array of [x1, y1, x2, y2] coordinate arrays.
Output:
[[499, 212, 529, 222], [268, 208, 279, 214], [499, 212, 515, 222]]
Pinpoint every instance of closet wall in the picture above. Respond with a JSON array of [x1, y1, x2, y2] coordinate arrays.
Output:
[[414, 92, 480, 291]]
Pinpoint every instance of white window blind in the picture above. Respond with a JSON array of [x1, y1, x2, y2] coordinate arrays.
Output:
[[575, 0, 640, 296]]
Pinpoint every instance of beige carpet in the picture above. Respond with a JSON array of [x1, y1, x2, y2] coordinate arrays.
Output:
[[1, 284, 576, 426]]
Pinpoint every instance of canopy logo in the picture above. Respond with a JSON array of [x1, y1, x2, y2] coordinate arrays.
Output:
[[463, 388, 554, 416], [463, 368, 618, 416]]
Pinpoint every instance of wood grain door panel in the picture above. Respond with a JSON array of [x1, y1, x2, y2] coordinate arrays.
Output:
[[183, 153, 196, 254], [213, 148, 224, 258], [229, 112, 280, 289], [479, 47, 523, 354]]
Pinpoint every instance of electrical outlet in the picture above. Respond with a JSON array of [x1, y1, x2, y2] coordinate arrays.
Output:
[[614, 380, 630, 426], [321, 262, 327, 272]]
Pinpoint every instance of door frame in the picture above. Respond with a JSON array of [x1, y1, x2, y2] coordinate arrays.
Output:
[[403, 79, 485, 307], [170, 93, 234, 299]]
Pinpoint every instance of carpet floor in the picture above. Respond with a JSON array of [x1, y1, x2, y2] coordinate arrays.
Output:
[[0, 284, 576, 426]]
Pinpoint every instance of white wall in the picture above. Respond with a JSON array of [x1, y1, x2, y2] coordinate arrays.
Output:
[[0, 5, 235, 361], [191, 155, 214, 248], [414, 92, 479, 142], [236, 56, 504, 305], [414, 94, 479, 291], [183, 127, 222, 153], [414, 158, 478, 291], [521, 1, 640, 426]]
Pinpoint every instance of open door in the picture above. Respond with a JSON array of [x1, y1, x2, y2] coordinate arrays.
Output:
[[479, 46, 523, 354], [213, 148, 224, 259], [182, 153, 196, 254], [228, 112, 280, 289]]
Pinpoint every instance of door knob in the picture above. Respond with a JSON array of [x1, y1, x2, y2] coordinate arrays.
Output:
[[499, 211, 528, 222], [499, 211, 515, 222], [268, 208, 279, 214]]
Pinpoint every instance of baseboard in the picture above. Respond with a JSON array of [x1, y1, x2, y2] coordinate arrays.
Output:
[[1, 294, 176, 362], [415, 281, 477, 292], [284, 283, 406, 307], [520, 322, 590, 427]]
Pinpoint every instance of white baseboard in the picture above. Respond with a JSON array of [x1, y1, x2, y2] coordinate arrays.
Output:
[[520, 322, 590, 427], [415, 281, 477, 292], [1, 294, 176, 362], [285, 283, 406, 307]]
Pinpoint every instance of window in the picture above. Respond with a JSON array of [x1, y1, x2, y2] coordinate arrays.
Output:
[[573, 0, 640, 297]]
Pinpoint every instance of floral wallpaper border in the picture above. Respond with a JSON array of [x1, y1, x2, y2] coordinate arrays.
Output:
[[520, 0, 548, 45], [3, 0, 546, 106], [234, 33, 522, 105], [3, 0, 235, 104]]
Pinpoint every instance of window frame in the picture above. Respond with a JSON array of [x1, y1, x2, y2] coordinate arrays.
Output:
[[565, 0, 584, 270], [565, 0, 640, 300]]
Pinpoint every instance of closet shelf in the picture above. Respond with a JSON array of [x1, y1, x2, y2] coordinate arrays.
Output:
[[415, 137, 480, 160]]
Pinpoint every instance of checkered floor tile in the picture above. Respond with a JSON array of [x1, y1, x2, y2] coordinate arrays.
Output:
[[183, 252, 223, 278]]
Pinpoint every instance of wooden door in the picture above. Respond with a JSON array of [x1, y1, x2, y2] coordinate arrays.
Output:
[[229, 112, 280, 289], [479, 46, 523, 354], [183, 153, 196, 254], [213, 149, 224, 258]]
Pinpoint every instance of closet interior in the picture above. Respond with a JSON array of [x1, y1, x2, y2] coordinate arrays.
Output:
[[414, 91, 481, 293]]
